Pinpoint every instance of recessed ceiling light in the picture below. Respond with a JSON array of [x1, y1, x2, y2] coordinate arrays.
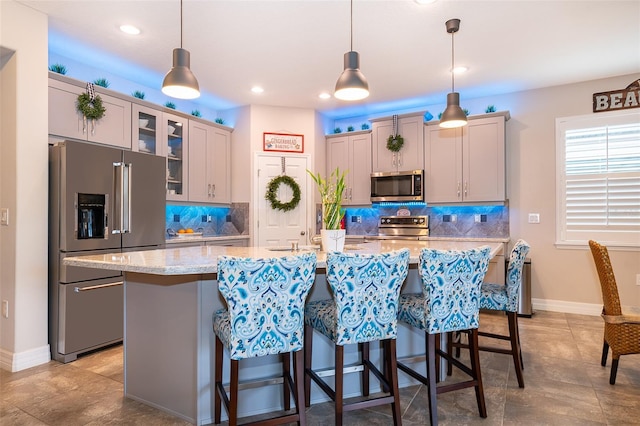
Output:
[[119, 24, 141, 35], [251, 86, 264, 94], [319, 92, 331, 99], [415, 0, 437, 4], [452, 66, 468, 74]]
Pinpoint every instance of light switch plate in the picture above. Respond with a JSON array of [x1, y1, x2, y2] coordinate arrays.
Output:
[[528, 213, 540, 224], [0, 208, 8, 226]]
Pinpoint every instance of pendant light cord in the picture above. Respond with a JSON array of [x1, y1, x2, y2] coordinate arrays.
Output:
[[450, 30, 455, 92], [180, 0, 183, 49], [350, 0, 353, 51]]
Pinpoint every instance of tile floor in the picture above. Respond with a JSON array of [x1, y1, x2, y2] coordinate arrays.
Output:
[[2, 310, 640, 425]]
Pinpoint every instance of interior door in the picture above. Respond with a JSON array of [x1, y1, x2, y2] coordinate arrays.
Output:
[[256, 154, 309, 247]]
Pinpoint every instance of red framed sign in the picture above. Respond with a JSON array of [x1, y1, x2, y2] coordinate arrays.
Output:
[[263, 132, 304, 153]]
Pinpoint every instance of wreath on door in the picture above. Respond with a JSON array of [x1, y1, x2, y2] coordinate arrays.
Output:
[[265, 175, 301, 212]]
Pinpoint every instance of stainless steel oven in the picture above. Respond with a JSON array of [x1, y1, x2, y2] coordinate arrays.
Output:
[[377, 215, 429, 239]]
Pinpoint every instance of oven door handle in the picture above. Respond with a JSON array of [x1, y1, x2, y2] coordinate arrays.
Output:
[[74, 281, 124, 292]]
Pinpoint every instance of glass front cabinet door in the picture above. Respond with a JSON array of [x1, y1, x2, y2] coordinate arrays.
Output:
[[164, 112, 189, 201], [132, 104, 163, 156]]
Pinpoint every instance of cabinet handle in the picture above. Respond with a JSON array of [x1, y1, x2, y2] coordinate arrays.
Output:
[[398, 151, 402, 166], [208, 184, 211, 197], [82, 116, 87, 134], [392, 153, 396, 167], [350, 188, 353, 200], [464, 181, 468, 197], [91, 120, 96, 136], [457, 182, 461, 199], [212, 184, 216, 197]]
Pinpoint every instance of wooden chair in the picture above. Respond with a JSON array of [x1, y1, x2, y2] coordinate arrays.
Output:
[[588, 240, 640, 385], [212, 252, 317, 426], [304, 249, 410, 426], [397, 246, 492, 425]]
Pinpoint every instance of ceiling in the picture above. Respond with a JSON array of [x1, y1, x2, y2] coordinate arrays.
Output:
[[19, 0, 640, 118]]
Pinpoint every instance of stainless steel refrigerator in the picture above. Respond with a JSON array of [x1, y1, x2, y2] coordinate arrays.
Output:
[[49, 140, 166, 362]]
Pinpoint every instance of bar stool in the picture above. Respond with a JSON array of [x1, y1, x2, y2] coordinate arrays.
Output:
[[474, 239, 530, 387], [397, 246, 491, 426], [304, 249, 410, 426], [212, 252, 317, 426]]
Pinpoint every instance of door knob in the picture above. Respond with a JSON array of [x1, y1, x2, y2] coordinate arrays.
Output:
[[300, 231, 306, 235]]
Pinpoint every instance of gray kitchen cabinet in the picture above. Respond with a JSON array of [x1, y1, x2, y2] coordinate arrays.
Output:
[[48, 76, 131, 149], [425, 112, 509, 203], [165, 112, 189, 202], [132, 104, 164, 156], [188, 120, 231, 204], [206, 238, 248, 247], [371, 112, 424, 172], [166, 241, 204, 248], [326, 131, 372, 205]]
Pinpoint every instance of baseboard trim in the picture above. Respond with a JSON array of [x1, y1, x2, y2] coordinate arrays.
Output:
[[532, 298, 602, 316], [0, 345, 51, 372]]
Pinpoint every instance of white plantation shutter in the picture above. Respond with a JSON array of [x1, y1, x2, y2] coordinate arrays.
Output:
[[557, 111, 640, 246]]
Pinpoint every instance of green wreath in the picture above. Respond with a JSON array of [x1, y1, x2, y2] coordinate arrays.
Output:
[[76, 93, 106, 120], [265, 175, 301, 212], [386, 134, 404, 152]]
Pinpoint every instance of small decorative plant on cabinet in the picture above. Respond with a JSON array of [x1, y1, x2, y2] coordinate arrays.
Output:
[[307, 167, 347, 252]]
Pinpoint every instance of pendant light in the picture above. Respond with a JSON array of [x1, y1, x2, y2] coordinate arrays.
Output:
[[162, 0, 200, 99], [334, 0, 369, 101], [439, 18, 467, 128]]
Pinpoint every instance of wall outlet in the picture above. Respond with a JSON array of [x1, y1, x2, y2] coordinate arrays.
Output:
[[636, 274, 640, 286], [2, 300, 8, 318], [0, 208, 8, 226], [451, 214, 457, 223], [474, 214, 481, 223], [528, 213, 540, 224], [207, 215, 212, 223]]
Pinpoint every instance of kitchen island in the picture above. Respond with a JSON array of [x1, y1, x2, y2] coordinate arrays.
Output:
[[64, 240, 504, 425]]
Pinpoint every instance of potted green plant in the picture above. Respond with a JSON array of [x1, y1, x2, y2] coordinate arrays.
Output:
[[307, 167, 347, 252]]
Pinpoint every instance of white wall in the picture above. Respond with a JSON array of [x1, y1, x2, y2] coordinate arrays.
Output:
[[0, 0, 50, 371]]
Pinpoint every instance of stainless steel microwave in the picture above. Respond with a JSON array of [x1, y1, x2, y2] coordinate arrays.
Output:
[[370, 170, 424, 202]]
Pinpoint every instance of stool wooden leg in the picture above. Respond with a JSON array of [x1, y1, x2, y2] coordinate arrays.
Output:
[[361, 341, 370, 397], [214, 336, 223, 424], [282, 352, 291, 411], [387, 339, 403, 426], [467, 330, 487, 418], [230, 359, 239, 426], [507, 312, 525, 388], [293, 349, 307, 426], [335, 345, 344, 426], [304, 324, 313, 408], [426, 333, 438, 426]]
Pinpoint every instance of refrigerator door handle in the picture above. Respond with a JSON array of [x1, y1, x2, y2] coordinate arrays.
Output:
[[113, 162, 124, 234], [122, 162, 132, 234]]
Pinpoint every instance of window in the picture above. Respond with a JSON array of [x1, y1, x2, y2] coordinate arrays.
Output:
[[556, 110, 640, 247]]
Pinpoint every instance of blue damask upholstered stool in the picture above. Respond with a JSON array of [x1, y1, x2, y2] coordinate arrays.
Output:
[[304, 249, 410, 426], [212, 252, 317, 426], [475, 239, 530, 388], [397, 246, 491, 426]]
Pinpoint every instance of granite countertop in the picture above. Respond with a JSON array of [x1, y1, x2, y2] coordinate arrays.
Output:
[[63, 240, 504, 276], [165, 234, 250, 244]]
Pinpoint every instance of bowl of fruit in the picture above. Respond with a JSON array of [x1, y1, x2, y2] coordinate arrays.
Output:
[[176, 228, 202, 237]]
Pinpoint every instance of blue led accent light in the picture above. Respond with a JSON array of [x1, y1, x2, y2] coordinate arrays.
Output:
[[373, 202, 427, 208]]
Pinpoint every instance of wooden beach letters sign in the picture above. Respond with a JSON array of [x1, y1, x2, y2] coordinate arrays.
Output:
[[263, 132, 304, 153], [593, 79, 640, 113]]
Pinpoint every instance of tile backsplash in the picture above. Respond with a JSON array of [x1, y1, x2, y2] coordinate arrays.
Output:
[[343, 203, 509, 239], [166, 203, 249, 237]]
